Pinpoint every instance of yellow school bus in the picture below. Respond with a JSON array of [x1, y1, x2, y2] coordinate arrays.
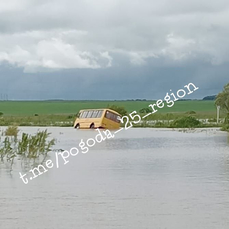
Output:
[[73, 108, 121, 129]]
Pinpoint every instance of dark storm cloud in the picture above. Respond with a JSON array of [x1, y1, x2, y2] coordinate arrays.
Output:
[[1, 59, 228, 100], [0, 0, 229, 99]]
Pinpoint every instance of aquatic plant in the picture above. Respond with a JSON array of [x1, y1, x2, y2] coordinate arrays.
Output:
[[221, 124, 229, 132], [0, 129, 55, 170], [170, 116, 201, 128], [5, 126, 19, 137]]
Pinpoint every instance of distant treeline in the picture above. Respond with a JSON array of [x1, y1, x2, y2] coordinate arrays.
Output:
[[202, 95, 216, 101], [1, 97, 216, 102]]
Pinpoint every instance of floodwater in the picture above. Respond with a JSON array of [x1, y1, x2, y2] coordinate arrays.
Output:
[[0, 127, 229, 229]]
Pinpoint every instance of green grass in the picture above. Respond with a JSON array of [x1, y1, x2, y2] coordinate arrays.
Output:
[[0, 100, 216, 116], [0, 114, 74, 127], [0, 100, 224, 127]]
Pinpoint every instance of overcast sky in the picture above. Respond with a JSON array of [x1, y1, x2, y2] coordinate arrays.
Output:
[[0, 0, 229, 100]]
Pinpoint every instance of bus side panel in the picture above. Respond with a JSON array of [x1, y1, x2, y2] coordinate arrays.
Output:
[[74, 118, 102, 129], [101, 117, 120, 129]]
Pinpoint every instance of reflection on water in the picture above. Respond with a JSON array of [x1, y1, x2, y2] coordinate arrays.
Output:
[[0, 127, 229, 229]]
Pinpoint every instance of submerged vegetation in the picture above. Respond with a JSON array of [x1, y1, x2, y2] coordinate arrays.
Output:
[[0, 126, 55, 170], [5, 125, 19, 137], [170, 116, 201, 128]]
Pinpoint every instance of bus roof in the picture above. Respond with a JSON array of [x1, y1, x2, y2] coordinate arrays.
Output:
[[78, 108, 121, 116]]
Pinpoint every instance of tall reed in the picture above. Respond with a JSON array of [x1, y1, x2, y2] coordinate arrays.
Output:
[[0, 128, 55, 171]]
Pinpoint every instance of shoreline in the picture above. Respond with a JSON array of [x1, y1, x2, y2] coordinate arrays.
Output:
[[0, 126, 224, 132]]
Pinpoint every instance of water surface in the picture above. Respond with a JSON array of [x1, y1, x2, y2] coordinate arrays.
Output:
[[0, 127, 229, 229]]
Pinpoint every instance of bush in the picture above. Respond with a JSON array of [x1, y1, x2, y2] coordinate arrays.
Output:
[[107, 105, 128, 116], [221, 124, 229, 131], [5, 126, 19, 137], [155, 121, 165, 127], [0, 112, 3, 116], [34, 114, 39, 116], [225, 113, 229, 124], [170, 116, 201, 128], [139, 108, 151, 113], [185, 111, 196, 115]]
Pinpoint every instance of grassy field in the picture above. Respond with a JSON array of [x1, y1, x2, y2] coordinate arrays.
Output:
[[0, 100, 216, 115], [0, 100, 223, 127]]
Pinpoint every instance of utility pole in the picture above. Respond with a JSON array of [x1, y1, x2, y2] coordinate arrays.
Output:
[[217, 106, 220, 124]]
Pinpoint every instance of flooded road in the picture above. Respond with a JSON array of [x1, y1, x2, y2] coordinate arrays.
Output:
[[0, 127, 229, 229]]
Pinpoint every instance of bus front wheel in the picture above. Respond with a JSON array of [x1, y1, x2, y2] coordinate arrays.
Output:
[[90, 123, 95, 129], [75, 124, 80, 129]]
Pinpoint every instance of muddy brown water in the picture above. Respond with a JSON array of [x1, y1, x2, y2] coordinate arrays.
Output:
[[0, 127, 229, 229]]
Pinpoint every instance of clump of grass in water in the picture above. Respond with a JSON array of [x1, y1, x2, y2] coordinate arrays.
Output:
[[0, 128, 55, 171], [0, 137, 16, 169], [170, 116, 201, 128], [5, 126, 19, 137], [221, 124, 229, 132]]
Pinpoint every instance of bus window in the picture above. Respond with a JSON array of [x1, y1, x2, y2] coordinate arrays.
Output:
[[91, 110, 99, 118], [112, 113, 117, 121], [86, 110, 93, 118], [96, 110, 103, 118], [105, 111, 110, 119], [116, 115, 121, 123], [110, 113, 115, 120], [105, 111, 117, 121], [82, 111, 88, 118], [105, 111, 119, 122]]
